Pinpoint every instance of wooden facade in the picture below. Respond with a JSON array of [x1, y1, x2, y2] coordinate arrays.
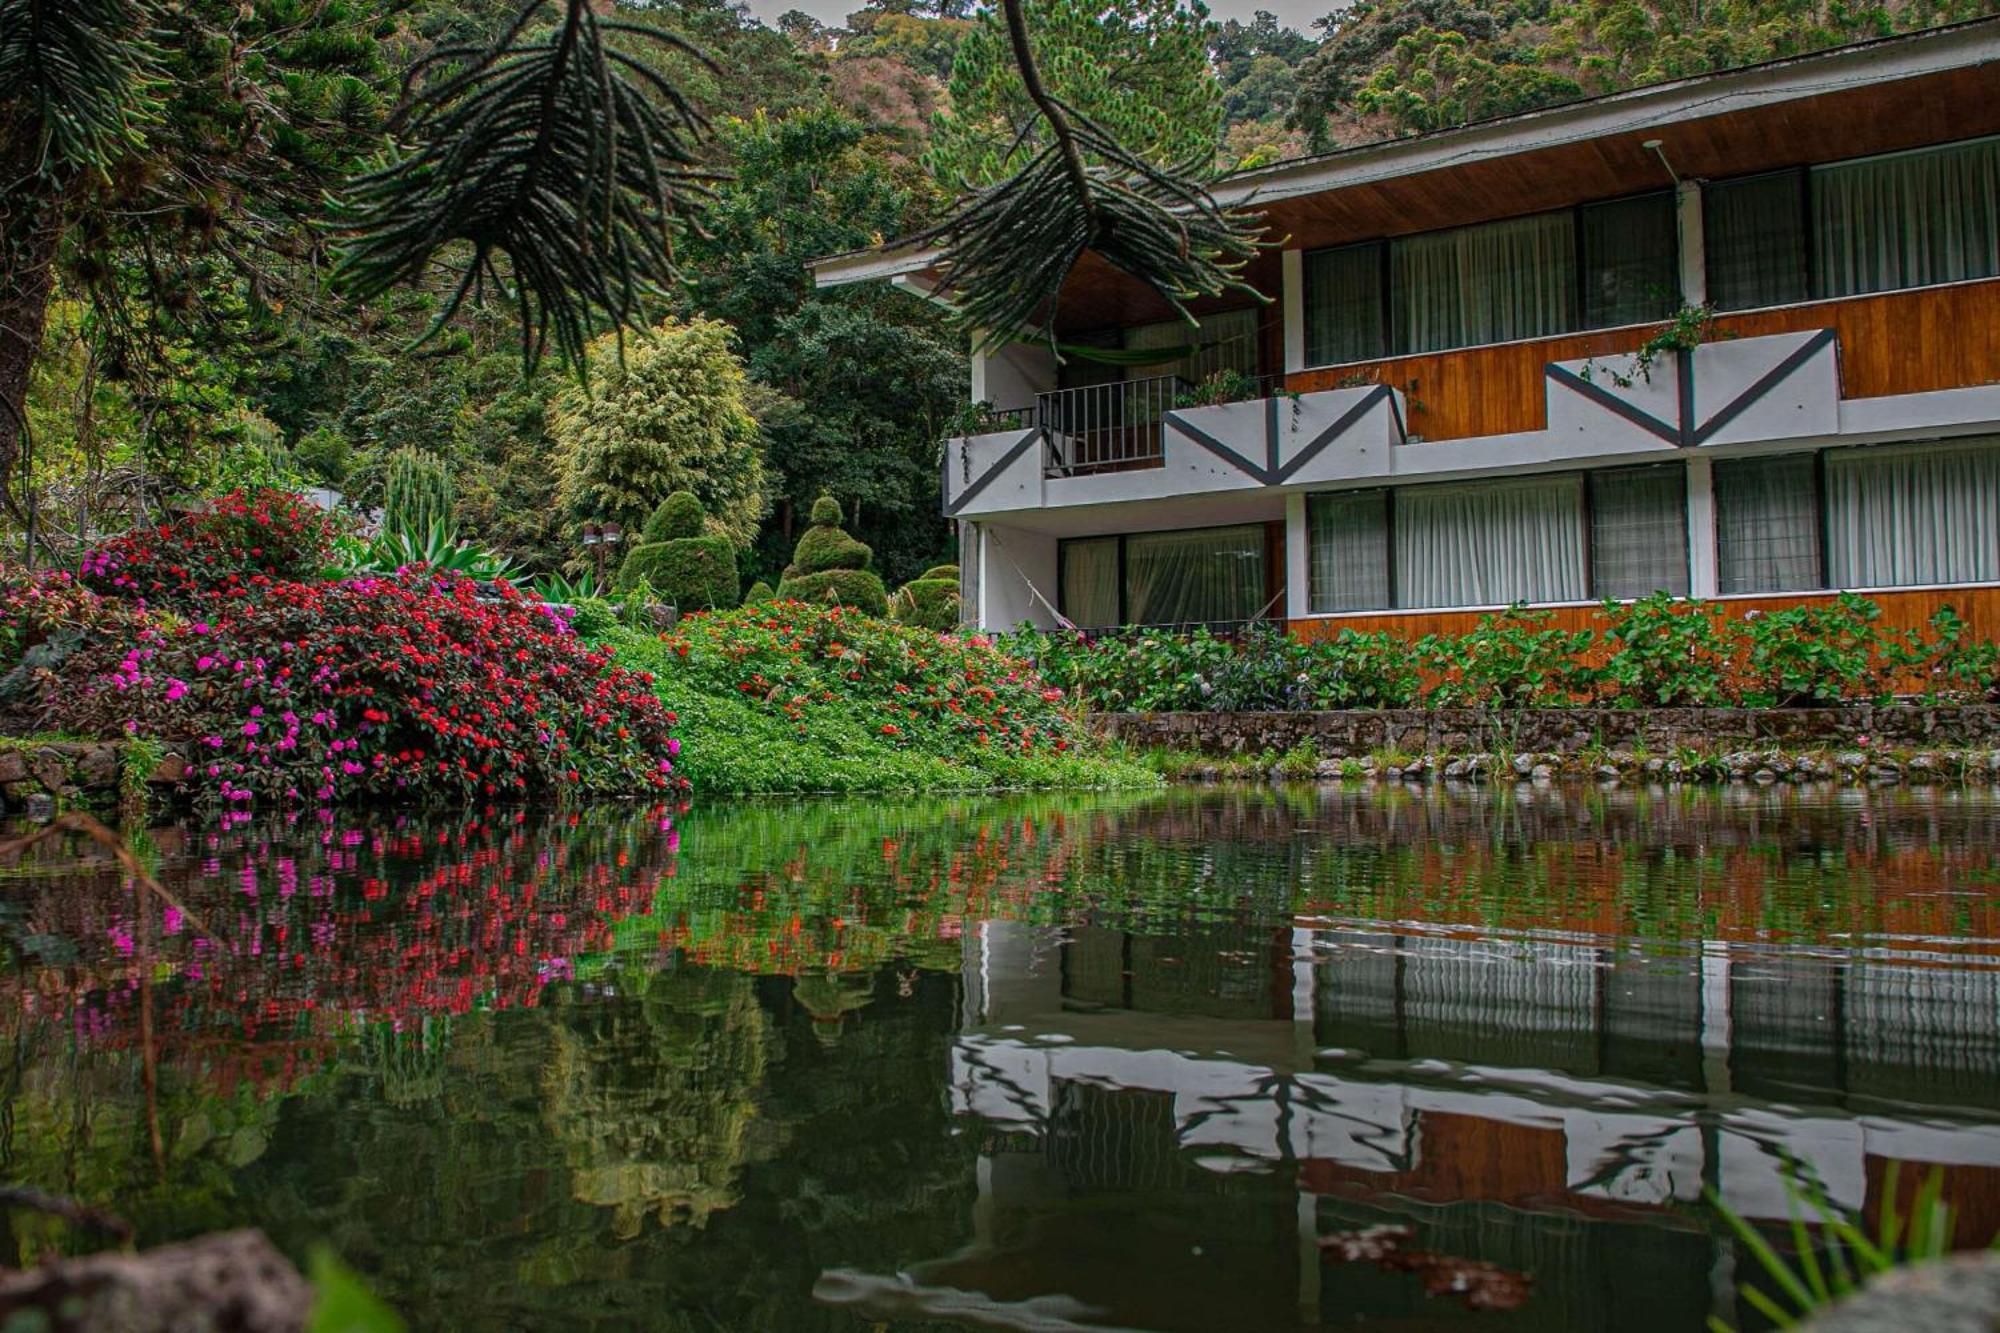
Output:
[[1290, 584, 2000, 650], [1284, 278, 2000, 443]]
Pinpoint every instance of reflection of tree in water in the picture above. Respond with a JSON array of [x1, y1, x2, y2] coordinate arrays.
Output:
[[543, 969, 781, 1239]]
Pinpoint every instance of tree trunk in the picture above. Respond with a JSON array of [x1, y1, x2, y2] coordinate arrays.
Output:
[[0, 129, 66, 523]]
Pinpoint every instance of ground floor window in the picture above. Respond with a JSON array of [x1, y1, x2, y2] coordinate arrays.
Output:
[[1058, 525, 1271, 629], [1306, 463, 1686, 613]]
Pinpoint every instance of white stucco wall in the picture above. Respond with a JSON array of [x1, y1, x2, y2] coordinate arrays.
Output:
[[971, 341, 1057, 413], [976, 522, 1060, 630]]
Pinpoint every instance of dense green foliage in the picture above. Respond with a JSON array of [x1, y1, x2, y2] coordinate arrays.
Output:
[[618, 494, 740, 608], [603, 600, 1153, 794], [1012, 594, 2000, 712]]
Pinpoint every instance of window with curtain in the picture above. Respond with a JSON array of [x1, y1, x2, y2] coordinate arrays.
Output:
[[1705, 170, 1809, 311], [1825, 439, 2000, 588], [1589, 465, 1689, 599], [1812, 136, 2000, 298], [1580, 193, 1679, 328], [1391, 211, 1577, 354], [1395, 475, 1587, 609], [1303, 243, 1385, 368], [1059, 536, 1120, 628], [1715, 454, 1822, 594], [1125, 526, 1268, 626], [1308, 490, 1391, 613], [1122, 308, 1261, 384]]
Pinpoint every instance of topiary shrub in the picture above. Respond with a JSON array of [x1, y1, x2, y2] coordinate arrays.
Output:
[[777, 493, 887, 613], [779, 569, 888, 617], [919, 564, 959, 582], [619, 537, 738, 610], [644, 491, 704, 543], [890, 576, 961, 631], [743, 580, 774, 604]]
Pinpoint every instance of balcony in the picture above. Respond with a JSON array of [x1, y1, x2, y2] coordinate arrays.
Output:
[[1039, 375, 1187, 477]]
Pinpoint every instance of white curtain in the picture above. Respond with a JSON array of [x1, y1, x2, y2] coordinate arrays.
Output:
[[1706, 170, 1809, 311], [1813, 137, 2000, 297], [1303, 243, 1385, 368], [1059, 536, 1121, 628], [1826, 439, 2000, 588], [1395, 475, 1586, 609], [1590, 465, 1689, 599], [1308, 490, 1390, 613], [1715, 454, 1822, 594], [1392, 211, 1576, 354], [1580, 192, 1678, 329], [1125, 526, 1267, 626]]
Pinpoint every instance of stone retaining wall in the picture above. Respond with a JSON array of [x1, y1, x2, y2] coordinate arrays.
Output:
[[0, 740, 188, 817], [1094, 704, 2000, 757]]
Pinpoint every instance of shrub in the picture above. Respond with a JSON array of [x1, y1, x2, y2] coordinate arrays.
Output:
[[743, 580, 775, 604], [618, 492, 740, 609], [777, 493, 886, 612], [1735, 593, 1914, 707], [1598, 594, 1733, 707], [920, 563, 960, 582], [778, 568, 889, 617], [81, 489, 340, 606], [1299, 629, 1424, 708], [890, 576, 961, 631], [644, 491, 705, 543], [43, 572, 684, 805], [1421, 607, 1601, 707]]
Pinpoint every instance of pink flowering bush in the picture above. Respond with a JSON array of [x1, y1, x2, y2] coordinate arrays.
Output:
[[79, 488, 340, 607], [39, 570, 684, 805]]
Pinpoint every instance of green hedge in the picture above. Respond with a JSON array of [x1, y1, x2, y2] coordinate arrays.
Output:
[[618, 535, 739, 610], [890, 577, 960, 631], [643, 491, 706, 543], [789, 525, 872, 575], [775, 567, 888, 616]]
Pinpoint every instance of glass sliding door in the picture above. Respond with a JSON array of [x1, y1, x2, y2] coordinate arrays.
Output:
[[1589, 465, 1689, 599], [1715, 454, 1822, 594], [1825, 439, 2000, 588], [1580, 193, 1679, 328], [1303, 243, 1386, 368], [1391, 211, 1577, 354], [1307, 490, 1391, 613], [1395, 474, 1587, 609], [1813, 137, 2000, 298], [1125, 526, 1268, 626], [1058, 536, 1120, 629]]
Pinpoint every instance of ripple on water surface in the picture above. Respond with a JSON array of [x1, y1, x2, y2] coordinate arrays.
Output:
[[3, 783, 1998, 1331]]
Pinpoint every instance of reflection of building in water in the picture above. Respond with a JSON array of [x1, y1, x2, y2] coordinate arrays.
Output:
[[874, 919, 2000, 1331]]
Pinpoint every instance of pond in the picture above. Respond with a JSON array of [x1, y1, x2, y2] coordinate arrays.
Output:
[[2, 784, 1998, 1331]]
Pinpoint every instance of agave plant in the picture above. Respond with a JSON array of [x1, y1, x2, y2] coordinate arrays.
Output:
[[532, 569, 602, 605], [354, 519, 519, 586]]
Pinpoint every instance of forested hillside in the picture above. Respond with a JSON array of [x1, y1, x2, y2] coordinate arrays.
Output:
[[10, 0, 1993, 588]]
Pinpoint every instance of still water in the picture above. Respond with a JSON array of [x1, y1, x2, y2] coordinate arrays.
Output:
[[2, 785, 1998, 1330]]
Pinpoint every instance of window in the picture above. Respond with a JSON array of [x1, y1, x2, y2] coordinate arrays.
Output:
[[1715, 454, 1822, 594], [1396, 474, 1588, 609], [1590, 465, 1689, 599], [1303, 243, 1385, 368], [1059, 536, 1119, 628], [1580, 193, 1679, 329], [1825, 439, 2000, 588], [1308, 490, 1390, 613], [1122, 308, 1260, 385], [1812, 137, 2000, 298], [1705, 170, 1809, 311], [1392, 211, 1577, 354], [1058, 526, 1270, 629], [1126, 526, 1268, 625]]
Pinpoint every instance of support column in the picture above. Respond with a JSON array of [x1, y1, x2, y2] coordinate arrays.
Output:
[[1686, 454, 1718, 598], [1282, 249, 1306, 375], [1700, 940, 1732, 1095], [1677, 181, 1707, 309], [1285, 491, 1310, 621]]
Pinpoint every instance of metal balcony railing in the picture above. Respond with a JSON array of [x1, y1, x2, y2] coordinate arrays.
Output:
[[1038, 374, 1187, 478]]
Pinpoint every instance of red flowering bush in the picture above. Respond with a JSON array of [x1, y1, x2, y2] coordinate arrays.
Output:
[[44, 570, 683, 805], [80, 488, 341, 606]]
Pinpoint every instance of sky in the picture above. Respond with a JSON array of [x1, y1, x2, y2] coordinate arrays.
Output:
[[735, 0, 1338, 39]]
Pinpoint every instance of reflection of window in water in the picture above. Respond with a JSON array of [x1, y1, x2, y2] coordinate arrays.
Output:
[[1060, 925, 1284, 1021], [1047, 1080, 1183, 1194]]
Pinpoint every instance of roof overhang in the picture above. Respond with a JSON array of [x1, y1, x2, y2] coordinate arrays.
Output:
[[811, 17, 2000, 293]]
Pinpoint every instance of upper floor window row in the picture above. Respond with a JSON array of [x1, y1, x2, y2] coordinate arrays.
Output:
[[1705, 135, 2000, 311], [1301, 192, 1679, 368]]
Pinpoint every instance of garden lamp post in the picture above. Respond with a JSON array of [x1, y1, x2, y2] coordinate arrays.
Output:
[[581, 521, 624, 587]]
